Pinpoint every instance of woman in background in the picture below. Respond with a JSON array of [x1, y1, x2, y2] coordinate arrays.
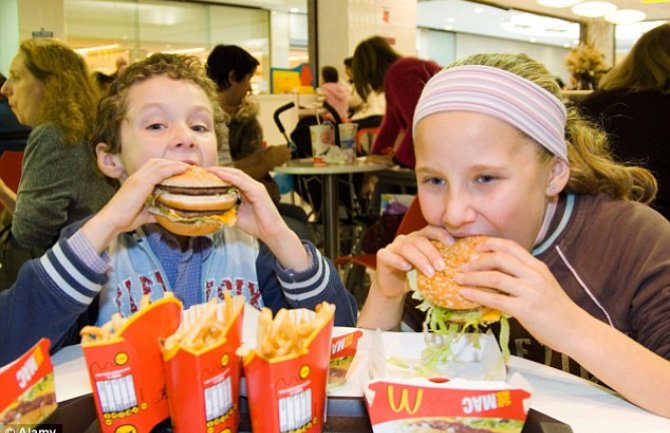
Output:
[[579, 24, 670, 220], [0, 39, 115, 288]]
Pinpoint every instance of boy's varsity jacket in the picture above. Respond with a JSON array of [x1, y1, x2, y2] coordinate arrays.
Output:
[[0, 221, 357, 364]]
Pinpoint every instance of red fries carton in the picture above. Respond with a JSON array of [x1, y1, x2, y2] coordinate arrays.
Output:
[[328, 329, 362, 389], [162, 295, 245, 433], [0, 339, 57, 428], [81, 296, 182, 433], [365, 378, 531, 433], [241, 304, 335, 433]]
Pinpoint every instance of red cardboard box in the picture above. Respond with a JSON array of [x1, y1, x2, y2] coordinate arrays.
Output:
[[242, 307, 334, 433], [162, 296, 245, 433], [81, 296, 182, 433], [365, 378, 531, 433], [0, 339, 57, 428]]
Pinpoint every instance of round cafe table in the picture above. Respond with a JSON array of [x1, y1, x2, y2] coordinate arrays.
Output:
[[274, 157, 391, 259]]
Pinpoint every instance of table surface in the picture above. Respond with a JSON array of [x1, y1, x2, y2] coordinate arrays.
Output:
[[52, 328, 670, 433], [273, 157, 391, 175]]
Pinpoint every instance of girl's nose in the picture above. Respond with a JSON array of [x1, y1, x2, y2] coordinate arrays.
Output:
[[442, 189, 476, 230]]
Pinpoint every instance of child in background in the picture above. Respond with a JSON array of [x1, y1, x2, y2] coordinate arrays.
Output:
[[0, 53, 357, 365], [318, 66, 349, 122], [358, 53, 670, 417]]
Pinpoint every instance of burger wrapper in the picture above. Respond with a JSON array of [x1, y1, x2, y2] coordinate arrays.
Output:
[[81, 296, 182, 433], [365, 378, 531, 433], [241, 308, 334, 433], [0, 339, 57, 429], [327, 329, 363, 390], [365, 330, 531, 433], [161, 296, 245, 433]]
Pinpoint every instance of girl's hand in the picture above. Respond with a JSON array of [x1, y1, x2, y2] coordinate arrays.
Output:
[[374, 225, 454, 300], [456, 237, 586, 353], [206, 166, 286, 242], [82, 159, 189, 252]]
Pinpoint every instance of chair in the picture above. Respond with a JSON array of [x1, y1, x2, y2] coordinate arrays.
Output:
[[334, 197, 426, 309], [0, 150, 24, 213]]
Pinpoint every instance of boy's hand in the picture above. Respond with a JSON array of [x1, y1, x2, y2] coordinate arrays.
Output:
[[207, 166, 311, 271], [82, 159, 189, 253]]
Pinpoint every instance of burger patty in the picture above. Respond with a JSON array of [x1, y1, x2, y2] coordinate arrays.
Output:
[[156, 185, 234, 196], [0, 392, 56, 423], [168, 208, 229, 218]]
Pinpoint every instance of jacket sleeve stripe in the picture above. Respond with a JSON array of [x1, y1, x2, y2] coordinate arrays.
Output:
[[40, 243, 101, 305], [278, 246, 324, 290], [282, 260, 330, 302]]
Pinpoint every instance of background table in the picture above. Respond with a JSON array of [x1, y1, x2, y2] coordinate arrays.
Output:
[[274, 157, 391, 258]]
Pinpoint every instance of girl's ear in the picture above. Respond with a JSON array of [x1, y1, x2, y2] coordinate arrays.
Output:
[[96, 142, 126, 179], [546, 157, 570, 196]]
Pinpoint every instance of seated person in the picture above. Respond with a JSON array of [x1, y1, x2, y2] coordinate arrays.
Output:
[[318, 66, 349, 122], [0, 53, 357, 365]]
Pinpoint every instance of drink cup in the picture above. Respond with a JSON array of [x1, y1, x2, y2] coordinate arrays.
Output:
[[310, 123, 334, 164], [338, 123, 358, 164]]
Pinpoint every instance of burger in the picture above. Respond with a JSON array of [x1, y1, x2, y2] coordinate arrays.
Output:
[[407, 237, 509, 365], [0, 374, 57, 428], [148, 165, 238, 237]]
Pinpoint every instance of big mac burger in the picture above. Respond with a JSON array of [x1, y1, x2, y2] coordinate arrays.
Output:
[[407, 237, 509, 365], [0, 374, 57, 428], [148, 165, 238, 237]]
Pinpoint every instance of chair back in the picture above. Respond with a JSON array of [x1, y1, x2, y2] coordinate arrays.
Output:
[[0, 150, 23, 192], [396, 197, 426, 236]]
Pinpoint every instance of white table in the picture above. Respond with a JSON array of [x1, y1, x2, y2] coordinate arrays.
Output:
[[274, 157, 391, 258], [53, 332, 670, 433]]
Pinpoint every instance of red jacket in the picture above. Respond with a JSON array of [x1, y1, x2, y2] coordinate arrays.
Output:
[[371, 57, 442, 168]]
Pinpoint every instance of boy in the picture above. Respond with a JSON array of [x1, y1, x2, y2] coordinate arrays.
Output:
[[0, 54, 356, 364]]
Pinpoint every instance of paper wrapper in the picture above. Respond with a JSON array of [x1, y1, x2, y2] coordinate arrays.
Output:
[[242, 308, 334, 433], [81, 296, 182, 433], [371, 330, 507, 381], [162, 296, 245, 433], [328, 329, 362, 390], [365, 378, 531, 433], [0, 339, 57, 428]]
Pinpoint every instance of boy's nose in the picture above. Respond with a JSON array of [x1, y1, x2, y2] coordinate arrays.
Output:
[[170, 125, 196, 149]]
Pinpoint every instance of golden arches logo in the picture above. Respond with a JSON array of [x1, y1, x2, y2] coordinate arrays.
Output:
[[386, 385, 423, 414]]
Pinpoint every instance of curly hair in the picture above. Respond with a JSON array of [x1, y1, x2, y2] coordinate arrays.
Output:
[[352, 35, 402, 101], [598, 24, 670, 93], [20, 38, 98, 146], [92, 53, 227, 155], [448, 53, 657, 204]]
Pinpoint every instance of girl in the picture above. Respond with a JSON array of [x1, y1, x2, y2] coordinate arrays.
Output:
[[358, 53, 670, 418]]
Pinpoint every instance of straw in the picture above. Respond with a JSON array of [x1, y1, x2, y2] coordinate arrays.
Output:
[[315, 104, 321, 125]]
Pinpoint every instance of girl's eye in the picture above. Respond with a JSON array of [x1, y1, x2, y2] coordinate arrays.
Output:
[[147, 123, 165, 131], [424, 177, 445, 186], [192, 124, 208, 132]]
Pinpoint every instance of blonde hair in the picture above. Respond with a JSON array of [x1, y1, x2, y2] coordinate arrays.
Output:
[[598, 24, 670, 93], [92, 53, 226, 155], [20, 38, 98, 145], [448, 53, 656, 203]]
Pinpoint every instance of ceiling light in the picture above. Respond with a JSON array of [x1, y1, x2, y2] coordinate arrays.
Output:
[[289, 7, 299, 13], [474, 7, 484, 13], [571, 1, 617, 17], [537, 0, 581, 8], [74, 44, 121, 55], [605, 9, 646, 24], [446, 17, 456, 23]]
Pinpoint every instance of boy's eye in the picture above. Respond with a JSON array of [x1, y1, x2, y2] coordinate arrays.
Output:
[[475, 174, 496, 184], [147, 123, 165, 131], [192, 124, 208, 133], [424, 177, 445, 186]]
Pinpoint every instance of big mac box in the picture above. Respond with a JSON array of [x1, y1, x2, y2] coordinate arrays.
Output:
[[0, 339, 57, 429], [161, 294, 245, 433], [80, 294, 182, 433], [239, 303, 335, 433]]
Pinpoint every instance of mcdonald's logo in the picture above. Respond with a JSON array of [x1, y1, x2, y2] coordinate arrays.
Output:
[[387, 385, 423, 414]]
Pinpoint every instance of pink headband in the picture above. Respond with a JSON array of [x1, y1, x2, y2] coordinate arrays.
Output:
[[413, 65, 568, 162]]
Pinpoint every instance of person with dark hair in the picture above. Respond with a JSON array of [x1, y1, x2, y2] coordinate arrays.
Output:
[[318, 65, 349, 121], [206, 44, 311, 240], [352, 35, 441, 168], [0, 73, 31, 155], [579, 24, 670, 220]]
